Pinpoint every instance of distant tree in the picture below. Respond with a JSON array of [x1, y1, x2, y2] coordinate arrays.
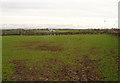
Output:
[[17, 29, 24, 35]]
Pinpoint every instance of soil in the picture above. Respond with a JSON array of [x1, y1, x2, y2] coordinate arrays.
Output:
[[60, 54, 103, 81], [16, 41, 63, 51], [110, 49, 115, 54], [11, 45, 104, 81], [12, 60, 40, 81], [11, 55, 103, 81], [29, 45, 62, 51], [78, 54, 103, 81]]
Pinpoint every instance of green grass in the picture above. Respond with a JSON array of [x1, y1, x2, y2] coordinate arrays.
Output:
[[2, 34, 118, 81]]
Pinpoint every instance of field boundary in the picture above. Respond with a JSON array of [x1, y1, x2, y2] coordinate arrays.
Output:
[[1, 29, 119, 36]]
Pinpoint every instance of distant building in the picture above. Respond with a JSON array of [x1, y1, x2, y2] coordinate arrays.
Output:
[[48, 29, 56, 32]]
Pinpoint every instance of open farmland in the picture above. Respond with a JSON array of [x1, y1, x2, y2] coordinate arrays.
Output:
[[2, 34, 118, 81]]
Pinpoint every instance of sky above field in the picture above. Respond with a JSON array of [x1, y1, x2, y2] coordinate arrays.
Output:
[[0, 0, 119, 29]]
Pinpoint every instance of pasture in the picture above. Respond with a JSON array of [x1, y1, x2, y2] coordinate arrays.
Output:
[[2, 34, 118, 81]]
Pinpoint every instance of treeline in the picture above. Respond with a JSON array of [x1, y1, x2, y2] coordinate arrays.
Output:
[[1, 29, 120, 36]]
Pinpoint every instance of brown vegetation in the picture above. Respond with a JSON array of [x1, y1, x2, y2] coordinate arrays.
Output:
[[16, 41, 63, 51]]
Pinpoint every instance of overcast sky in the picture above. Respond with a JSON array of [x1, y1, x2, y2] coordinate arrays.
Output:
[[0, 0, 119, 29]]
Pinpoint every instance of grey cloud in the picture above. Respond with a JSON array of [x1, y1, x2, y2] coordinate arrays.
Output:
[[0, 0, 118, 28], [1, 0, 117, 10]]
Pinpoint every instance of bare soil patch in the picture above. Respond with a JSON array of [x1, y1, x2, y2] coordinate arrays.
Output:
[[63, 54, 104, 81], [16, 41, 63, 51], [11, 56, 104, 81], [79, 54, 103, 81], [30, 45, 62, 51], [110, 49, 115, 54], [12, 60, 40, 81], [31, 58, 65, 81], [11, 46, 104, 81]]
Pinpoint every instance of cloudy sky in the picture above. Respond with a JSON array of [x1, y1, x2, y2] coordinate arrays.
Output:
[[0, 0, 119, 29]]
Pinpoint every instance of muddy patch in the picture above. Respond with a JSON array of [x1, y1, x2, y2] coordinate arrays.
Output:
[[110, 49, 115, 54], [79, 54, 103, 81], [115, 57, 119, 64], [57, 54, 104, 81], [16, 41, 63, 51], [30, 45, 62, 51], [10, 46, 104, 81], [10, 57, 104, 81], [58, 65, 80, 81], [12, 60, 39, 81], [89, 47, 98, 55], [31, 58, 65, 81], [67, 54, 104, 81]]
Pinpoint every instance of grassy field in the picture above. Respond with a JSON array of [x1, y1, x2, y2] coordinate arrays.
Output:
[[2, 34, 118, 81]]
